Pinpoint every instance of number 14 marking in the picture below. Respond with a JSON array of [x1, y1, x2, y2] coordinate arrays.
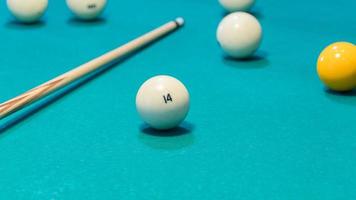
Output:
[[163, 93, 173, 104]]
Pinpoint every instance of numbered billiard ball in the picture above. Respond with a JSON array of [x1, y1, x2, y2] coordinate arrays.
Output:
[[219, 0, 255, 12], [66, 0, 107, 20], [217, 12, 262, 59], [6, 0, 48, 23], [317, 42, 356, 92], [136, 75, 190, 130]]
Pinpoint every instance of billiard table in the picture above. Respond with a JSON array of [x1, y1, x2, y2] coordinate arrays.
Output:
[[0, 0, 356, 199]]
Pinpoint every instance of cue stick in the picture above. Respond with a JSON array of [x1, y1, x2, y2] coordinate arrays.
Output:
[[0, 17, 185, 119]]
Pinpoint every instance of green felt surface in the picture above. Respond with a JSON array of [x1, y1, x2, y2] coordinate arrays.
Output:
[[0, 0, 356, 199]]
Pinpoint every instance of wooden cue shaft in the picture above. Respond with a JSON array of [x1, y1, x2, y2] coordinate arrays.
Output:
[[0, 18, 184, 119]]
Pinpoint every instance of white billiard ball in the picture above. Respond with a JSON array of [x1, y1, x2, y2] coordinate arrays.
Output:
[[6, 0, 48, 23], [66, 0, 107, 20], [136, 75, 190, 130], [217, 12, 262, 58], [219, 0, 255, 12]]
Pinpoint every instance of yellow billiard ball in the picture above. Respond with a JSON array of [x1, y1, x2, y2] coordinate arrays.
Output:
[[317, 42, 356, 92]]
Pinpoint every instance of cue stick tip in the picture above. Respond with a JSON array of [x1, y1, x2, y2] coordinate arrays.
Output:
[[175, 17, 185, 26]]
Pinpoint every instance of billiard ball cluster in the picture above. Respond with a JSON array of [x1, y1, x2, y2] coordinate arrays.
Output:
[[133, 0, 356, 130], [135, 0, 263, 130], [217, 0, 262, 59], [3, 0, 355, 131], [216, 1, 356, 93], [6, 0, 107, 23]]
